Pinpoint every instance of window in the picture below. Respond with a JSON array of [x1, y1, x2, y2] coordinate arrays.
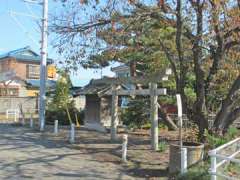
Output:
[[0, 88, 18, 97], [28, 64, 40, 79]]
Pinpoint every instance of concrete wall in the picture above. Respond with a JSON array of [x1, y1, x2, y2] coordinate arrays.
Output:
[[0, 97, 38, 113], [73, 95, 86, 110]]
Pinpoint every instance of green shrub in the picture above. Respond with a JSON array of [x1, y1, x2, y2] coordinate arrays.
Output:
[[205, 127, 239, 149], [205, 130, 228, 148], [45, 70, 85, 125], [226, 127, 238, 139], [46, 101, 84, 125], [176, 162, 210, 180], [158, 141, 167, 152], [120, 97, 150, 129]]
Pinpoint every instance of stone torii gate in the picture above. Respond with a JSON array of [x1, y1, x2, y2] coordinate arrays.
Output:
[[96, 70, 172, 151]]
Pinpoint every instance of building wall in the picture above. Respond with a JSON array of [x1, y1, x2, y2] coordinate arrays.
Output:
[[0, 58, 56, 80], [0, 57, 57, 97], [0, 58, 16, 73], [84, 95, 101, 124], [0, 97, 38, 113], [73, 95, 86, 110]]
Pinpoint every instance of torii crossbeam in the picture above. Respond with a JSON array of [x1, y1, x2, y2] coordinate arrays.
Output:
[[108, 69, 172, 151]]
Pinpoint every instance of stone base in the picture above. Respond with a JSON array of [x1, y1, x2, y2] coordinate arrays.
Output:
[[84, 123, 107, 133]]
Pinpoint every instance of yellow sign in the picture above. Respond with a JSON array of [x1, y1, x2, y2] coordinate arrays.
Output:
[[27, 90, 39, 97], [47, 65, 56, 78]]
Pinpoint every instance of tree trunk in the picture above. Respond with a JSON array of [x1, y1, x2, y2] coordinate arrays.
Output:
[[65, 105, 73, 124], [191, 1, 208, 141], [213, 75, 240, 134], [158, 103, 178, 130]]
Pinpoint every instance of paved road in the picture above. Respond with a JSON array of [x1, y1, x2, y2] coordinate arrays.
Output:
[[0, 124, 134, 180]]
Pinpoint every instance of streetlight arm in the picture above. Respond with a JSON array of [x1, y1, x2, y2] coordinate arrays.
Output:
[[22, 0, 43, 5]]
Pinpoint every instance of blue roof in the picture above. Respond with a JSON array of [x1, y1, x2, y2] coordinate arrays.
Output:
[[0, 46, 53, 64], [26, 79, 56, 88]]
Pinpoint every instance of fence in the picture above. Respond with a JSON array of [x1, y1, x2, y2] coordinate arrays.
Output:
[[0, 97, 38, 121], [168, 113, 240, 129], [209, 137, 240, 180]]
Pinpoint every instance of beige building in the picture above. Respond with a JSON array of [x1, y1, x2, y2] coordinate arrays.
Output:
[[0, 46, 57, 97]]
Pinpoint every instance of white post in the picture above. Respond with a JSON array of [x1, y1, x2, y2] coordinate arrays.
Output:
[[122, 134, 128, 162], [39, 0, 48, 131], [150, 83, 158, 151], [54, 120, 58, 134], [111, 85, 118, 141], [69, 123, 75, 144], [176, 94, 183, 148], [6, 110, 8, 119], [21, 112, 25, 125], [30, 114, 33, 128], [210, 150, 217, 180], [177, 94, 187, 174], [181, 147, 187, 174], [14, 110, 17, 122]]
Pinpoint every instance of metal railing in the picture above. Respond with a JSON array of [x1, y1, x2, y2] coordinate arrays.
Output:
[[209, 137, 240, 180], [6, 109, 19, 122]]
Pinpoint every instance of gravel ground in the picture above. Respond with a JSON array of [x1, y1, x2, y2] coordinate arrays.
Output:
[[0, 122, 169, 180]]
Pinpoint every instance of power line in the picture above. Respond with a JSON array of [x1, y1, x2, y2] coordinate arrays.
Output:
[[9, 11, 39, 46]]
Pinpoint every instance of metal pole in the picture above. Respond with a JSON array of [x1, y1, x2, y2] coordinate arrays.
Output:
[[210, 150, 217, 180], [39, 0, 48, 131]]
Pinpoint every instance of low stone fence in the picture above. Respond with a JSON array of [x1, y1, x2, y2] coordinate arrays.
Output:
[[0, 97, 38, 114]]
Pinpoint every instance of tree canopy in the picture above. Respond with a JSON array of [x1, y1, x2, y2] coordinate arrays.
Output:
[[52, 0, 240, 139]]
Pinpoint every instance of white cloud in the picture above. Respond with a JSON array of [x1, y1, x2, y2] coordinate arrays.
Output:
[[0, 48, 6, 53]]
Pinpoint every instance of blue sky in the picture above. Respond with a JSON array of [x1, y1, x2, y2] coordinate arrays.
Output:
[[0, 0, 116, 86]]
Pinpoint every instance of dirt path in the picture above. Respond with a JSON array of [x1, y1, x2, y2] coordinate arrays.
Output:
[[0, 123, 169, 180]]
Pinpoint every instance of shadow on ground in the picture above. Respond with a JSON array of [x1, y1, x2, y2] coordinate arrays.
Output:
[[0, 123, 170, 179]]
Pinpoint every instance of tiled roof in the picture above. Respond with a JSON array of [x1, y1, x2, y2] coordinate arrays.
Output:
[[111, 64, 129, 72], [26, 79, 56, 88], [0, 46, 53, 64], [76, 77, 128, 96]]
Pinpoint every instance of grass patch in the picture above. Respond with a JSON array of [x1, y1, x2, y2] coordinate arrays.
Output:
[[158, 141, 167, 152], [222, 161, 240, 178], [176, 161, 210, 180]]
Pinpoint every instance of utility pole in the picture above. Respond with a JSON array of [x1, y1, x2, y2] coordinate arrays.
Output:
[[39, 0, 48, 131], [16, 0, 48, 131]]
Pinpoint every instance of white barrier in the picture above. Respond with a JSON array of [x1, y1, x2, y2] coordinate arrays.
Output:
[[30, 114, 33, 128], [181, 148, 187, 174], [54, 120, 58, 134], [122, 134, 128, 162], [209, 137, 240, 180], [6, 109, 19, 122], [69, 123, 75, 143]]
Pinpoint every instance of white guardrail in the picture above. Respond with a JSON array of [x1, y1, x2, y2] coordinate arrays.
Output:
[[6, 109, 19, 122], [209, 137, 240, 180]]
